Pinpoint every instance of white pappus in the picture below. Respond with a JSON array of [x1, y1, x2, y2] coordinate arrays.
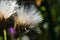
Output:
[[14, 5, 43, 28], [0, 0, 18, 19]]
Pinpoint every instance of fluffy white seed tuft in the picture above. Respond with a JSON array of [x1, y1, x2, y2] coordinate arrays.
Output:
[[15, 5, 43, 28], [0, 0, 18, 19]]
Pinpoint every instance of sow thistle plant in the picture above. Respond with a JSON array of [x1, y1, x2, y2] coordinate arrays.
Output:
[[0, 0, 43, 40]]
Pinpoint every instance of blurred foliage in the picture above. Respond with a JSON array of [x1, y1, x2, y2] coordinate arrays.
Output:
[[0, 36, 3, 40], [38, 0, 60, 40]]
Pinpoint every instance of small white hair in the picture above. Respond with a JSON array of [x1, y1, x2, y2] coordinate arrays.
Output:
[[14, 5, 43, 28], [0, 0, 18, 19]]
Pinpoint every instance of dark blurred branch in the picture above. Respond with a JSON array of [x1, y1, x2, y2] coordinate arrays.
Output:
[[40, 0, 56, 40], [44, 0, 56, 40]]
